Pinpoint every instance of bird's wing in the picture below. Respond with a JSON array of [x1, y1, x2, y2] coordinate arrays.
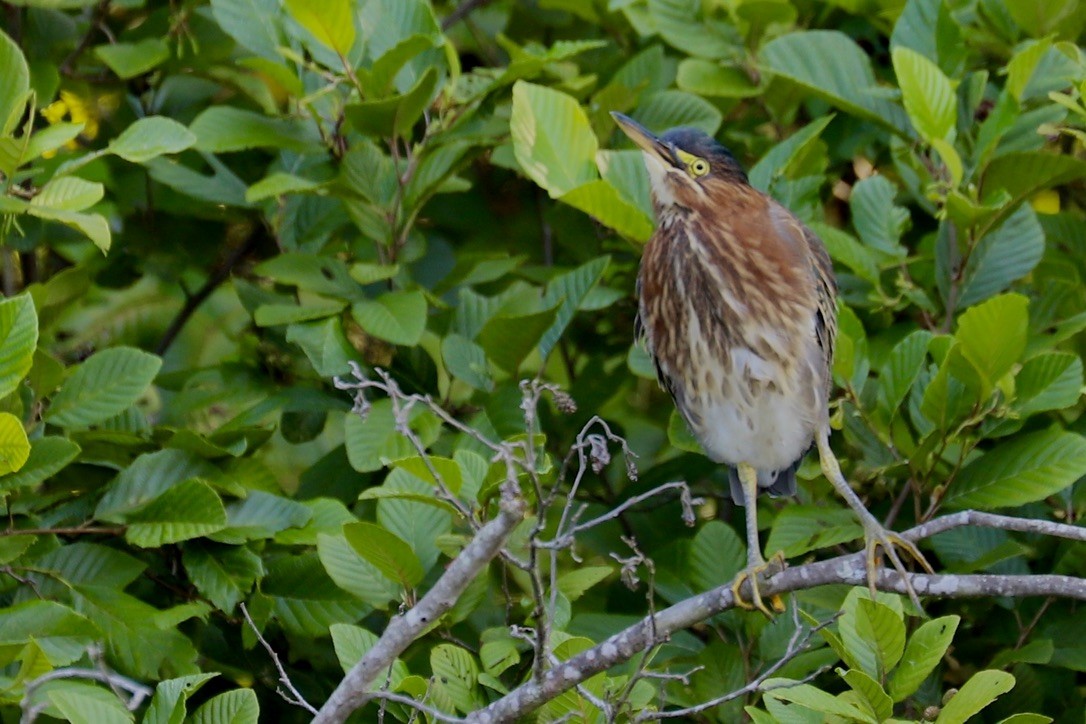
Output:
[[806, 224, 838, 373], [635, 274, 680, 402], [768, 202, 838, 372]]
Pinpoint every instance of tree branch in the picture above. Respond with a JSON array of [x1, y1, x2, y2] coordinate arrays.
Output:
[[312, 482, 526, 724], [466, 511, 1086, 723]]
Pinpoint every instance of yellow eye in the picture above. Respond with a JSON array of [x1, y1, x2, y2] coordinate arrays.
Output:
[[689, 158, 710, 177]]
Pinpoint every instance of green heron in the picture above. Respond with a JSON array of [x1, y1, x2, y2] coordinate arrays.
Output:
[[612, 112, 931, 615]]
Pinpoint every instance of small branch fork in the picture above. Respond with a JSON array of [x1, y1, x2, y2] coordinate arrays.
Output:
[[319, 365, 1086, 724]]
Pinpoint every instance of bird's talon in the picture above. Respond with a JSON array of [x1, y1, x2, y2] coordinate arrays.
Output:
[[863, 524, 932, 608], [731, 559, 786, 618]]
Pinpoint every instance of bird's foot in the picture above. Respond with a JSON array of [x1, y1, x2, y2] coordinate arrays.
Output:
[[862, 520, 933, 610], [731, 551, 787, 618]]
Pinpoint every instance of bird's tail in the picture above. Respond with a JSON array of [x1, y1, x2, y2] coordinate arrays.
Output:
[[727, 460, 799, 505]]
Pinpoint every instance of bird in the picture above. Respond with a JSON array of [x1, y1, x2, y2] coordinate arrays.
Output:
[[611, 112, 931, 615]]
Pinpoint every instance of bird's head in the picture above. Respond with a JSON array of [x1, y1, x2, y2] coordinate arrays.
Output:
[[611, 112, 748, 212]]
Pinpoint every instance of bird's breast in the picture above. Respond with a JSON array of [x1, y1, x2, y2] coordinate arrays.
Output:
[[639, 222, 826, 470]]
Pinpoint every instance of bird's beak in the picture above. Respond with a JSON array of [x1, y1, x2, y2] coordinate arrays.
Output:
[[611, 112, 678, 168]]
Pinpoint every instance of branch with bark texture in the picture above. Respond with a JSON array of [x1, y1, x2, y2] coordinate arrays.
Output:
[[466, 512, 1086, 723]]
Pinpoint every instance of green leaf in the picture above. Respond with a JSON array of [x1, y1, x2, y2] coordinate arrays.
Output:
[[286, 318, 356, 377], [944, 429, 1086, 509], [879, 330, 932, 416], [124, 479, 228, 547], [182, 543, 263, 613], [850, 175, 909, 257], [189, 107, 320, 153], [142, 674, 219, 724], [442, 333, 492, 391], [362, 34, 439, 97], [330, 623, 409, 686], [48, 681, 134, 724], [210, 0, 283, 59], [31, 176, 104, 212], [254, 300, 346, 326], [96, 449, 216, 521], [955, 293, 1028, 396], [0, 436, 80, 492], [211, 491, 312, 543], [676, 59, 760, 98], [73, 585, 198, 679], [632, 90, 723, 136], [343, 399, 440, 472], [840, 597, 906, 680], [982, 154, 1086, 221], [108, 116, 197, 163], [559, 181, 652, 242], [511, 81, 598, 198], [246, 172, 324, 202], [284, 0, 355, 56], [431, 644, 479, 714], [539, 256, 610, 360], [351, 290, 427, 346], [760, 31, 911, 136], [749, 115, 834, 193], [45, 347, 162, 429], [264, 553, 369, 637], [557, 566, 612, 601], [762, 679, 876, 721], [190, 689, 259, 724], [0, 600, 99, 666], [0, 294, 37, 400], [935, 670, 1015, 724], [892, 46, 957, 142], [0, 29, 29, 135], [839, 668, 893, 722], [1014, 352, 1084, 416], [393, 456, 463, 495], [689, 520, 745, 591], [25, 207, 112, 252], [477, 305, 559, 373], [958, 205, 1045, 308], [317, 532, 399, 608], [0, 412, 29, 476], [377, 469, 452, 572], [765, 506, 862, 557], [94, 38, 170, 79], [344, 67, 438, 138], [888, 615, 959, 701], [344, 521, 424, 587], [647, 0, 737, 59]]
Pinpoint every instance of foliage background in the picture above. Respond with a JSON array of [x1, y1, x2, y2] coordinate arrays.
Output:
[[0, 0, 1085, 720]]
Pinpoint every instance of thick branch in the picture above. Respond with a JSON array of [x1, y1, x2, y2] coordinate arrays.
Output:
[[312, 484, 526, 724], [467, 511, 1086, 723]]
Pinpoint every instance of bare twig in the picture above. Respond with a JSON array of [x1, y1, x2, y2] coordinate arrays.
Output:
[[538, 481, 700, 550], [635, 607, 836, 720], [369, 690, 469, 723], [240, 602, 318, 715]]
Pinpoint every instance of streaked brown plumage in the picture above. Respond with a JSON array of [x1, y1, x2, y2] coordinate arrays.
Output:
[[613, 113, 929, 614]]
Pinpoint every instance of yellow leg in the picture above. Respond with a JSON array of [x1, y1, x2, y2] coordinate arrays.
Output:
[[730, 463, 786, 618], [816, 429, 933, 609]]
